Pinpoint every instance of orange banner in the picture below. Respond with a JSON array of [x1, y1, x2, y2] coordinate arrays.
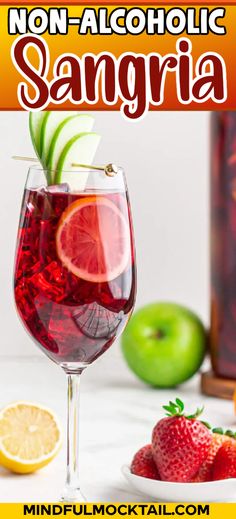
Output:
[[0, 4, 235, 117], [1, 1, 236, 5]]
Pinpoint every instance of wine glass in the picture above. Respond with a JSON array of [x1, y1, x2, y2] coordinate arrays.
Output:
[[14, 165, 136, 501]]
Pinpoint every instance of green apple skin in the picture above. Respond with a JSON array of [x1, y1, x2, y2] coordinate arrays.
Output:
[[121, 302, 206, 388]]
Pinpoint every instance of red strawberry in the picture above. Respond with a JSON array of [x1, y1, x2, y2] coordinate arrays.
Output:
[[131, 444, 160, 480], [192, 433, 230, 482], [212, 440, 236, 480], [152, 399, 212, 482]]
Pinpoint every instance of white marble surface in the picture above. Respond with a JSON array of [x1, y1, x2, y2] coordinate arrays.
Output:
[[0, 347, 235, 502]]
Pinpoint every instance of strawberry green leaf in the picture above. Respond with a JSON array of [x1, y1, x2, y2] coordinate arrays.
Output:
[[162, 399, 206, 420], [224, 429, 236, 438], [201, 421, 211, 430], [212, 427, 224, 435], [163, 405, 175, 414], [187, 406, 204, 420], [175, 398, 184, 413]]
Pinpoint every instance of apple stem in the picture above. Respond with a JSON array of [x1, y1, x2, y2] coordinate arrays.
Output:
[[154, 330, 165, 340]]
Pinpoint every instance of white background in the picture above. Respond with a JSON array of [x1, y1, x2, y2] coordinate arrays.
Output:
[[0, 110, 209, 358]]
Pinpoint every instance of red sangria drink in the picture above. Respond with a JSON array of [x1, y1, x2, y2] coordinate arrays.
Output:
[[15, 187, 135, 368], [14, 163, 136, 502], [210, 112, 236, 379]]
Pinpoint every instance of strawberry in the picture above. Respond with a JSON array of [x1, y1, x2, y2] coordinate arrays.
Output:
[[212, 440, 236, 480], [152, 398, 212, 482], [131, 444, 160, 480], [192, 433, 230, 482]]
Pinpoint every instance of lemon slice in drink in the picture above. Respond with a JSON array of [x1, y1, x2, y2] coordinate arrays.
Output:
[[56, 196, 130, 282], [0, 402, 62, 474]]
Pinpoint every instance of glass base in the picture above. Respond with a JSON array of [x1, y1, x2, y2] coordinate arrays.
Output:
[[60, 485, 86, 502]]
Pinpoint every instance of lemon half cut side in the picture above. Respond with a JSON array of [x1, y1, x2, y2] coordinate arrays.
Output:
[[0, 401, 62, 474]]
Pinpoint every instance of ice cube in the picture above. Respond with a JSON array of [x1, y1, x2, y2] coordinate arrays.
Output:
[[46, 183, 70, 193], [30, 261, 68, 302]]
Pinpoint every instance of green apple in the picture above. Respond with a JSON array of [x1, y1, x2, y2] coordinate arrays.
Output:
[[40, 111, 79, 166], [29, 112, 47, 157], [47, 114, 94, 175], [55, 132, 101, 187], [121, 302, 206, 387]]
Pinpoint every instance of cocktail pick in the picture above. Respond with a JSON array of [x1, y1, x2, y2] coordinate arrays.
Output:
[[12, 156, 120, 176], [12, 155, 38, 162], [71, 162, 120, 177]]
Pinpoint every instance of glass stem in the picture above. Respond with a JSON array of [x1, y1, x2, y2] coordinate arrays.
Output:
[[61, 371, 85, 502]]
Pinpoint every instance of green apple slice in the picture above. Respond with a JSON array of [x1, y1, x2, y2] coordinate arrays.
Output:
[[40, 111, 79, 166], [55, 132, 101, 188], [29, 112, 46, 157], [47, 114, 94, 179]]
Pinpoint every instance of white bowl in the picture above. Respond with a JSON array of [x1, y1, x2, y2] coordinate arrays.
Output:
[[122, 465, 236, 502]]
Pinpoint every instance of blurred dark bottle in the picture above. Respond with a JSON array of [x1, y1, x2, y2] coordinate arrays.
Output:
[[210, 112, 236, 379]]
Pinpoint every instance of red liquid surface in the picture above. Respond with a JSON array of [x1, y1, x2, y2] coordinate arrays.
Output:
[[211, 112, 236, 378], [14, 188, 136, 367]]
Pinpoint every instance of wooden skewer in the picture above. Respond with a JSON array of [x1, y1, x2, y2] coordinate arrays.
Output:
[[12, 155, 39, 162], [71, 162, 119, 176], [12, 156, 119, 176], [71, 162, 104, 171]]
